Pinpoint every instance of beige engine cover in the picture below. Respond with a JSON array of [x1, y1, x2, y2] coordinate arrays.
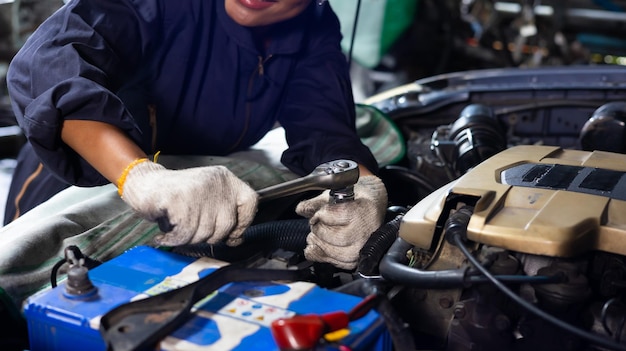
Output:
[[400, 145, 626, 257]]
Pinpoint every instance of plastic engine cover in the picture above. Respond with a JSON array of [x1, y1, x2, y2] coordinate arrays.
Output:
[[400, 145, 626, 257]]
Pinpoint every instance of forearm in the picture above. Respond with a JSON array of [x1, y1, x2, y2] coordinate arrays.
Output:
[[358, 164, 374, 177], [61, 119, 147, 184]]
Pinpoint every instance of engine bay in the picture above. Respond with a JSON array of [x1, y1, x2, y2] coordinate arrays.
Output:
[[363, 65, 626, 351], [8, 65, 626, 351]]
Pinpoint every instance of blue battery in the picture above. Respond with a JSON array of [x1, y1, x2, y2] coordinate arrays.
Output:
[[24, 246, 391, 351]]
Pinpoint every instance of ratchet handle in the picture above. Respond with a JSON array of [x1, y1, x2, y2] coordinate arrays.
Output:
[[257, 160, 359, 202]]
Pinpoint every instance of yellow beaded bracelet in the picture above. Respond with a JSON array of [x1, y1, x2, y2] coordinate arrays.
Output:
[[117, 158, 149, 197]]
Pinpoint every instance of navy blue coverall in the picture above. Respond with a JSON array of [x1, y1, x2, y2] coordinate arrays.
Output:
[[4, 0, 378, 224]]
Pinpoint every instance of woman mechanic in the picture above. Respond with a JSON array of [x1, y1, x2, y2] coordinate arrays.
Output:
[[3, 0, 388, 270]]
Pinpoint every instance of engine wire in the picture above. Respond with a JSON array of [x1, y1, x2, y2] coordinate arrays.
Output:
[[452, 233, 626, 351], [347, 0, 361, 68], [602, 298, 626, 342], [50, 258, 66, 288]]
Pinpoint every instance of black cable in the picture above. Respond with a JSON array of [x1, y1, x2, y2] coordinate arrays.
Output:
[[602, 298, 626, 341], [602, 298, 620, 337], [380, 237, 564, 288], [452, 233, 626, 351], [50, 258, 66, 288], [380, 165, 438, 194], [347, 0, 361, 68], [50, 246, 101, 288]]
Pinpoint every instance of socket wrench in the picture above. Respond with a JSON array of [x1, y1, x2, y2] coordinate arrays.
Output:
[[257, 159, 359, 203], [156, 160, 359, 232]]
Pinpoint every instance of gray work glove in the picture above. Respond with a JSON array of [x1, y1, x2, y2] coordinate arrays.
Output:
[[296, 175, 388, 270], [120, 161, 258, 247]]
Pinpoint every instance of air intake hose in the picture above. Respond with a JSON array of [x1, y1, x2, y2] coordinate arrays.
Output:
[[172, 219, 310, 261]]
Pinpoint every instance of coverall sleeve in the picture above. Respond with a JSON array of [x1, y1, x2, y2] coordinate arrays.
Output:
[[6, 0, 157, 185], [278, 5, 379, 176]]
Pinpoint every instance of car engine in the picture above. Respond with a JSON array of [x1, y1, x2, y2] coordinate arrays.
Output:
[[361, 65, 626, 351]]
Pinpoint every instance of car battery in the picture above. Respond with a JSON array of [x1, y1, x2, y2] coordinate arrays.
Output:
[[24, 246, 391, 351]]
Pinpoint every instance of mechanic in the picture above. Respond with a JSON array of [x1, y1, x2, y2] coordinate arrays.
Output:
[[3, 0, 388, 270]]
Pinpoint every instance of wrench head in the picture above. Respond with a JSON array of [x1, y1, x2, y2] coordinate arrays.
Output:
[[310, 160, 360, 190]]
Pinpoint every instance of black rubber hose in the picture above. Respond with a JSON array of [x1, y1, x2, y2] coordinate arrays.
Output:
[[357, 215, 403, 276], [379, 236, 469, 288], [379, 209, 563, 288], [172, 219, 310, 261]]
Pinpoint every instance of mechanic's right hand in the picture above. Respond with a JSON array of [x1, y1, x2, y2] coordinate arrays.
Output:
[[118, 159, 258, 247]]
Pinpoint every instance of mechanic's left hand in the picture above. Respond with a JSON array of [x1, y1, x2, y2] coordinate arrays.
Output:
[[296, 175, 388, 270]]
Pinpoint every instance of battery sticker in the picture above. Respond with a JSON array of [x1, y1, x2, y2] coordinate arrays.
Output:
[[221, 281, 314, 309], [131, 257, 227, 301], [161, 294, 296, 350], [161, 312, 263, 350], [213, 296, 295, 327]]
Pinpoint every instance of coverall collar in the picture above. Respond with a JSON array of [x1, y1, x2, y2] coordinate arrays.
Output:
[[217, 0, 312, 56]]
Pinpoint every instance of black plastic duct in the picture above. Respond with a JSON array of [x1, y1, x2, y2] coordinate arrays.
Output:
[[171, 219, 310, 261]]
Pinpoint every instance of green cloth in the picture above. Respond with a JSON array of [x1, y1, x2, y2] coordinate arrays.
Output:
[[330, 0, 418, 68], [356, 103, 406, 167]]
